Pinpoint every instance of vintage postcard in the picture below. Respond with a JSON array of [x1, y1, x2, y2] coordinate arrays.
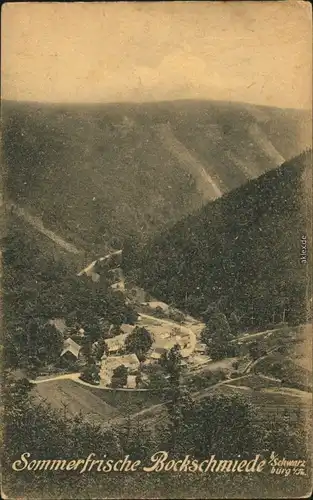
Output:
[[1, 1, 312, 498]]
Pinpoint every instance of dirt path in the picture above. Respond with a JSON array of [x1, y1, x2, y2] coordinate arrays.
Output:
[[31, 372, 151, 392], [107, 339, 304, 427], [30, 373, 81, 384], [243, 346, 280, 374]]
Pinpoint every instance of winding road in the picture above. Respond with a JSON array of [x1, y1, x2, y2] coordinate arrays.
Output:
[[140, 313, 197, 358]]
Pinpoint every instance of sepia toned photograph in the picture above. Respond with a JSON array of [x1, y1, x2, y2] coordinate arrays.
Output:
[[1, 2, 312, 498]]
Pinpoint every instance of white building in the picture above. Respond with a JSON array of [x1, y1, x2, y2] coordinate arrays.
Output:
[[60, 338, 81, 360], [100, 353, 140, 386], [104, 324, 136, 354]]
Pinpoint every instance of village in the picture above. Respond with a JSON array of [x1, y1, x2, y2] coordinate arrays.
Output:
[[53, 251, 210, 390], [25, 245, 297, 401]]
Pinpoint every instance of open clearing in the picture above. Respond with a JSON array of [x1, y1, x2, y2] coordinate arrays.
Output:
[[32, 378, 161, 423], [214, 383, 312, 420], [227, 374, 282, 390], [86, 386, 162, 414], [32, 379, 119, 424]]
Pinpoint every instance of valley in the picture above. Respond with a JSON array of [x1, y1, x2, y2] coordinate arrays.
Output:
[[2, 99, 311, 253], [3, 145, 312, 431], [2, 98, 312, 500]]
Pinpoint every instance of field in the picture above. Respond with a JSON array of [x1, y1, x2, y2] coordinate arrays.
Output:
[[32, 380, 119, 424], [107, 375, 312, 434], [251, 324, 313, 392], [86, 385, 162, 414], [214, 383, 312, 423], [32, 378, 163, 425], [226, 374, 283, 390], [31, 321, 312, 432]]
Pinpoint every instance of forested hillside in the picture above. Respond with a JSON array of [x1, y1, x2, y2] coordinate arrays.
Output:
[[124, 150, 312, 330], [2, 99, 311, 252]]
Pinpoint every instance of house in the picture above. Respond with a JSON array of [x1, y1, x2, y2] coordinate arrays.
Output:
[[105, 333, 128, 354], [100, 353, 140, 386], [147, 301, 169, 312], [126, 375, 137, 389], [120, 324, 136, 336], [150, 347, 167, 360], [77, 250, 123, 280], [111, 281, 125, 291], [49, 318, 67, 335], [108, 267, 123, 281], [150, 340, 171, 358], [60, 338, 81, 360], [152, 336, 184, 355], [77, 259, 99, 281], [104, 325, 136, 354], [101, 353, 140, 372], [129, 286, 147, 303], [195, 342, 207, 354]]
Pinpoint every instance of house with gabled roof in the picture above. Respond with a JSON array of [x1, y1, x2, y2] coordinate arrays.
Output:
[[60, 338, 81, 360], [104, 324, 135, 353]]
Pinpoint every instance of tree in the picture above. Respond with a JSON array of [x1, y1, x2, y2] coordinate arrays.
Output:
[[191, 369, 227, 390], [176, 392, 265, 458], [154, 306, 166, 318], [19, 319, 64, 370], [183, 294, 205, 316], [80, 363, 100, 385], [146, 364, 170, 395], [111, 365, 128, 388], [168, 308, 185, 323], [209, 341, 237, 361], [135, 373, 142, 388], [123, 304, 138, 325], [106, 291, 128, 327], [207, 311, 232, 338], [248, 340, 267, 361], [232, 360, 239, 370], [202, 312, 234, 360], [229, 311, 240, 336], [84, 321, 102, 343], [160, 344, 182, 385], [93, 338, 109, 362], [80, 337, 93, 364], [125, 327, 153, 358], [159, 344, 188, 452]]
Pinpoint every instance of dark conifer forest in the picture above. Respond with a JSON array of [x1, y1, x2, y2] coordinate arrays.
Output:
[[123, 150, 312, 330]]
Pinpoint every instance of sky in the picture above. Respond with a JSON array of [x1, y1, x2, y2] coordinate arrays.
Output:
[[2, 1, 312, 109]]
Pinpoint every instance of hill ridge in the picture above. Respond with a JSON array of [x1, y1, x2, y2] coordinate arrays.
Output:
[[3, 99, 311, 252], [123, 150, 312, 330]]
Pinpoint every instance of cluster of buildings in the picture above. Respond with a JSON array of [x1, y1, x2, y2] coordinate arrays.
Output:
[[54, 252, 208, 388], [54, 310, 204, 388]]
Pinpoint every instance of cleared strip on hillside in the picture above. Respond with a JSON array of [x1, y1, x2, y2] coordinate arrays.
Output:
[[223, 149, 261, 181], [204, 126, 260, 182], [155, 124, 223, 202], [248, 123, 285, 169], [7, 202, 82, 255]]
